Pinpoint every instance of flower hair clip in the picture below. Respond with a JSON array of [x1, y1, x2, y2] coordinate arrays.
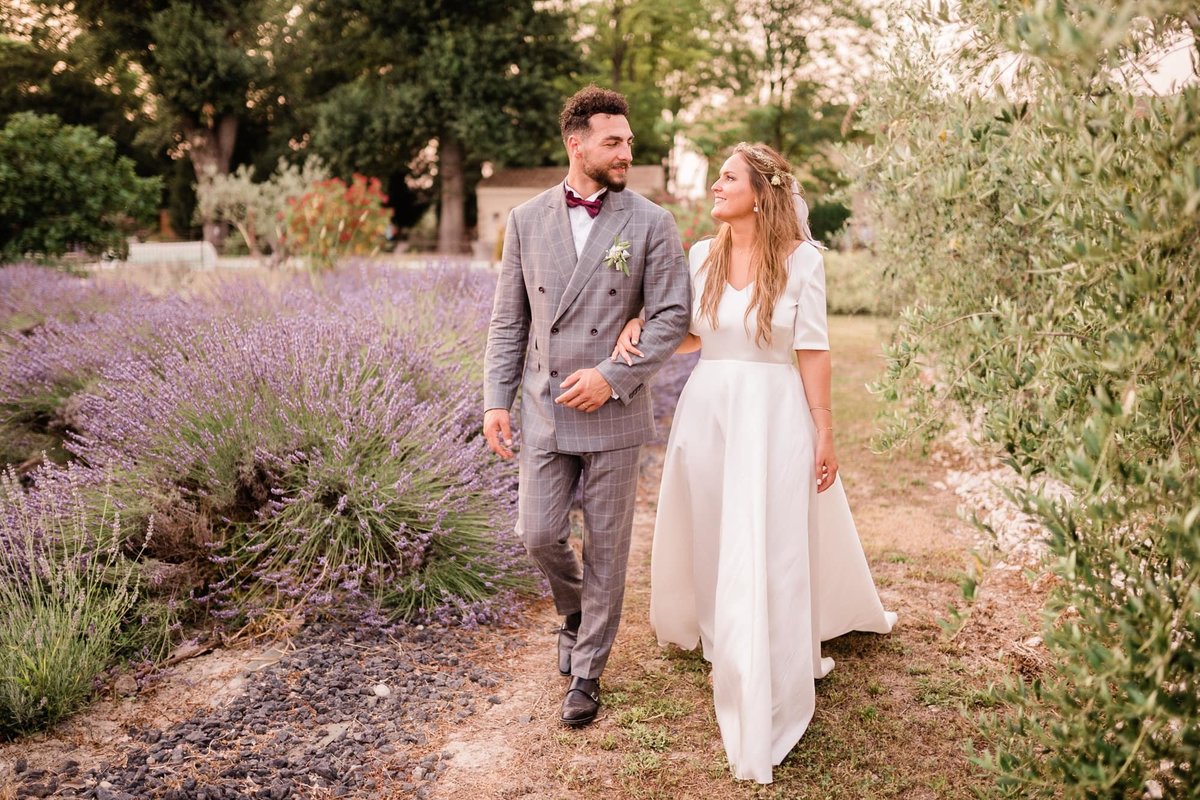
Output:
[[738, 143, 792, 187]]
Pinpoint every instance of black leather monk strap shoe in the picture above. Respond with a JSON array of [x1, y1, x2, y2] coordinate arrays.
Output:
[[560, 676, 601, 727]]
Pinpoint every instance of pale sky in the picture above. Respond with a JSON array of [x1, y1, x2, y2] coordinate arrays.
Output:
[[671, 10, 1198, 198]]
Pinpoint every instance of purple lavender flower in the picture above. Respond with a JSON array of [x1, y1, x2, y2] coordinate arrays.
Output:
[[36, 264, 533, 626]]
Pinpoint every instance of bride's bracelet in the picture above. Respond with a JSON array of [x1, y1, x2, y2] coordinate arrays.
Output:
[[809, 405, 832, 413], [816, 425, 834, 432]]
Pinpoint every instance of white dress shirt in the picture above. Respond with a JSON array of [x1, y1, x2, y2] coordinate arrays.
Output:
[[564, 182, 607, 260]]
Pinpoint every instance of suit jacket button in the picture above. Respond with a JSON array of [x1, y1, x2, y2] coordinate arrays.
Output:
[[608, 289, 617, 296], [538, 286, 545, 293], [551, 327, 559, 335], [550, 370, 559, 377], [590, 329, 598, 336]]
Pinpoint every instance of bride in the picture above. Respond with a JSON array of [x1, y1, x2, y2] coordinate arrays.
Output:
[[612, 142, 896, 784]]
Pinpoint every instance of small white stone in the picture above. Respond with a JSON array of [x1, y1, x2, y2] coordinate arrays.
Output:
[[372, 683, 391, 697], [99, 781, 114, 790], [1144, 779, 1164, 799]]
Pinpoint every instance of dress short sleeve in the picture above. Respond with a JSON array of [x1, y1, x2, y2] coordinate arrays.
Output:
[[792, 243, 830, 351]]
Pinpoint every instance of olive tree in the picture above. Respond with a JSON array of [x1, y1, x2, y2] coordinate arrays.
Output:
[[845, 2, 1199, 796]]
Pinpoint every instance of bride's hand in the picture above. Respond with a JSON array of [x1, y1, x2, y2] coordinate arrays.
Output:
[[815, 429, 838, 492], [610, 318, 645, 366]]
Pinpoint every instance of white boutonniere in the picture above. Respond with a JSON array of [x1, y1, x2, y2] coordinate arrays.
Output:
[[603, 237, 632, 276]]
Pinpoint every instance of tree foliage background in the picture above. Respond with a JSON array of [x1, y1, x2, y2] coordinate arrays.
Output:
[[845, 2, 1199, 796], [1, 0, 872, 256]]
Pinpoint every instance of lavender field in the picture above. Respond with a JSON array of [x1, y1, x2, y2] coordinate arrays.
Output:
[[0, 263, 551, 737]]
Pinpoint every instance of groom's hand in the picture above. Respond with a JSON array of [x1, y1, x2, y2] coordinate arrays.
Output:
[[483, 409, 514, 459], [555, 368, 613, 413]]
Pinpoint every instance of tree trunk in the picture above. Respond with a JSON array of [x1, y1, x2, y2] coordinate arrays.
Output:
[[437, 134, 467, 255], [188, 114, 239, 248], [610, 1, 625, 89]]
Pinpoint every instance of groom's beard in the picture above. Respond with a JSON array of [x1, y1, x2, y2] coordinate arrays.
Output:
[[584, 157, 630, 192]]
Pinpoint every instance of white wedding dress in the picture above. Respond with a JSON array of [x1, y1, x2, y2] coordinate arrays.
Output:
[[649, 238, 897, 784]]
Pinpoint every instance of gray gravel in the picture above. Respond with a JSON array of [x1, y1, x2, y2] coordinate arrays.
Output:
[[14, 622, 518, 799]]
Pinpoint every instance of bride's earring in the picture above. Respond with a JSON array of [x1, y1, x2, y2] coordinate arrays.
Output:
[[753, 203, 759, 213]]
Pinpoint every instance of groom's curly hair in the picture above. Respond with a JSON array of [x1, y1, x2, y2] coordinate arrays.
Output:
[[560, 85, 629, 143]]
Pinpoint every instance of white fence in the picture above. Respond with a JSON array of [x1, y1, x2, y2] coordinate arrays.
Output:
[[114, 241, 220, 268]]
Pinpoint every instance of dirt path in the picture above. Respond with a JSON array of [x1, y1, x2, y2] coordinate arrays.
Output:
[[427, 316, 1049, 800], [430, 448, 672, 799]]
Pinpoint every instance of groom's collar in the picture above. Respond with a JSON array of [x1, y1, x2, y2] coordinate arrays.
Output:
[[564, 180, 606, 203]]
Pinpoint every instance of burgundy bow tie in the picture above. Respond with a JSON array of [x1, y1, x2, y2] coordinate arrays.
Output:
[[564, 188, 604, 218]]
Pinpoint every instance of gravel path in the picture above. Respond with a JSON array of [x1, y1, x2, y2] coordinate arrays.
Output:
[[13, 622, 523, 800]]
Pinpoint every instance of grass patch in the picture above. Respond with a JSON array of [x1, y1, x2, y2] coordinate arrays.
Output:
[[619, 750, 663, 779], [916, 675, 1002, 710], [627, 723, 672, 752], [0, 471, 158, 737], [613, 696, 693, 727]]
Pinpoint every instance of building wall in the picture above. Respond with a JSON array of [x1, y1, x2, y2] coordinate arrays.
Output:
[[475, 166, 664, 262]]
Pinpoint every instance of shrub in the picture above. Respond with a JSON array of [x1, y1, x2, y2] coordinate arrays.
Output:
[[68, 308, 530, 625], [282, 174, 390, 271], [2, 264, 532, 631], [0, 264, 143, 336], [0, 467, 147, 737], [194, 157, 330, 264], [0, 113, 160, 261], [845, 3, 1199, 796], [807, 201, 851, 244], [0, 272, 294, 470], [662, 199, 719, 254], [823, 250, 892, 316]]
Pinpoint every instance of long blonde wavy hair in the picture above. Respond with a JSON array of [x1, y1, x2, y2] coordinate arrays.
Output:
[[697, 142, 806, 346]]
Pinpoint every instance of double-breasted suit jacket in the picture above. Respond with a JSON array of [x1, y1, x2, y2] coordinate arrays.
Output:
[[484, 184, 691, 453]]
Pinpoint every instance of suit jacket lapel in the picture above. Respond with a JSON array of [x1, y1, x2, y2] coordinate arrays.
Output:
[[544, 188, 576, 280], [553, 190, 632, 323]]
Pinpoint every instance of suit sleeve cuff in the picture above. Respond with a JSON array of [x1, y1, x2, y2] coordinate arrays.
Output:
[[596, 361, 641, 406]]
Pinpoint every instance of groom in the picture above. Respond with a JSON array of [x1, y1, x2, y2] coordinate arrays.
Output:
[[483, 85, 690, 726]]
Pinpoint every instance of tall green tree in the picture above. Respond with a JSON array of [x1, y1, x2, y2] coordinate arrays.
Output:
[[304, 0, 580, 253], [687, 0, 872, 201], [0, 7, 157, 175], [35, 0, 284, 245], [572, 0, 740, 180]]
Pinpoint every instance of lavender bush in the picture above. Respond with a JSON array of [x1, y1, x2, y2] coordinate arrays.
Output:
[[651, 352, 700, 444], [65, 288, 527, 625], [0, 264, 144, 335], [0, 261, 534, 738], [0, 269, 319, 470], [0, 466, 151, 737], [3, 263, 529, 630]]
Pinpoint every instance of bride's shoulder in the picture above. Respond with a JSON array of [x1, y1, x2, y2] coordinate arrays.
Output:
[[785, 240, 825, 288], [687, 237, 714, 271], [788, 238, 825, 266]]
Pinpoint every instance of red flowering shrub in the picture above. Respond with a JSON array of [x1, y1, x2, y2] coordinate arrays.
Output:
[[663, 199, 719, 254], [282, 174, 390, 271]]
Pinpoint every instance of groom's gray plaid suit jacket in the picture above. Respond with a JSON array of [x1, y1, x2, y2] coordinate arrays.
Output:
[[484, 184, 691, 453]]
